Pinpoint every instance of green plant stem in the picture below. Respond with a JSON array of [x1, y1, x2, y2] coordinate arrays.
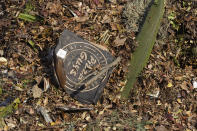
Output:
[[121, 0, 165, 99]]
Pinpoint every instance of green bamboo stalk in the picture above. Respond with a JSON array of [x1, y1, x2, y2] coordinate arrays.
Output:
[[121, 0, 165, 99]]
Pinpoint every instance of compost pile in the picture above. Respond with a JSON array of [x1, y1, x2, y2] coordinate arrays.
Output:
[[0, 0, 196, 130]]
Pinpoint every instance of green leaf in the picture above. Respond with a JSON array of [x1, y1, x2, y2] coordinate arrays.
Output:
[[18, 13, 37, 22], [168, 12, 176, 20], [28, 40, 35, 47], [28, 40, 38, 52], [24, 1, 34, 13]]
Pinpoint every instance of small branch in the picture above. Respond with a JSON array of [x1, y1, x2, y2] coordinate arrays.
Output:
[[76, 57, 121, 87], [63, 5, 77, 17], [56, 106, 92, 112]]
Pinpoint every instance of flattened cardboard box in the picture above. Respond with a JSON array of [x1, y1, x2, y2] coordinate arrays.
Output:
[[54, 30, 114, 104]]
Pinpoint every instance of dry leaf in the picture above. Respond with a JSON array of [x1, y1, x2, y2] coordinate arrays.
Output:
[[0, 50, 4, 56], [29, 108, 35, 115], [155, 125, 168, 131], [148, 64, 153, 69], [180, 81, 190, 92], [114, 36, 126, 47], [167, 82, 173, 88], [35, 76, 42, 85], [14, 86, 24, 91], [0, 57, 7, 66], [104, 127, 111, 131], [19, 66, 27, 72], [174, 76, 183, 81], [5, 118, 17, 129], [75, 16, 89, 22], [177, 98, 182, 104], [81, 112, 87, 120], [46, 2, 62, 14], [109, 0, 117, 4], [85, 114, 91, 121], [110, 23, 118, 31], [147, 89, 160, 98], [32, 85, 43, 98], [43, 78, 50, 92], [99, 110, 104, 115], [101, 15, 111, 23], [43, 97, 48, 106]]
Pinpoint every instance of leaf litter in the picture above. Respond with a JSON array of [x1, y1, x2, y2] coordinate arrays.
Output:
[[0, 0, 196, 130]]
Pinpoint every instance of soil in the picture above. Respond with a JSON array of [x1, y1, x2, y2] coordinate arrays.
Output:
[[0, 0, 196, 130]]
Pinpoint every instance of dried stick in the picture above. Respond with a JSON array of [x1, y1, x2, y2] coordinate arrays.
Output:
[[57, 106, 92, 111], [76, 57, 121, 87]]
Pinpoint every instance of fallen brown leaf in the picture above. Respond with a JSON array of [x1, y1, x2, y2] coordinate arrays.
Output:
[[155, 125, 168, 131], [0, 57, 7, 66], [32, 85, 43, 98], [74, 16, 89, 22], [46, 2, 62, 15], [113, 36, 126, 47]]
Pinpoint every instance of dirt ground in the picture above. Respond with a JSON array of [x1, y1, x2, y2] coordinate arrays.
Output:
[[0, 0, 196, 130]]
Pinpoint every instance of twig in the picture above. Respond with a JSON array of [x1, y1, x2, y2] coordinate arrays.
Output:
[[63, 5, 77, 17], [75, 70, 98, 86], [85, 57, 121, 87], [57, 106, 92, 112], [76, 57, 121, 87]]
